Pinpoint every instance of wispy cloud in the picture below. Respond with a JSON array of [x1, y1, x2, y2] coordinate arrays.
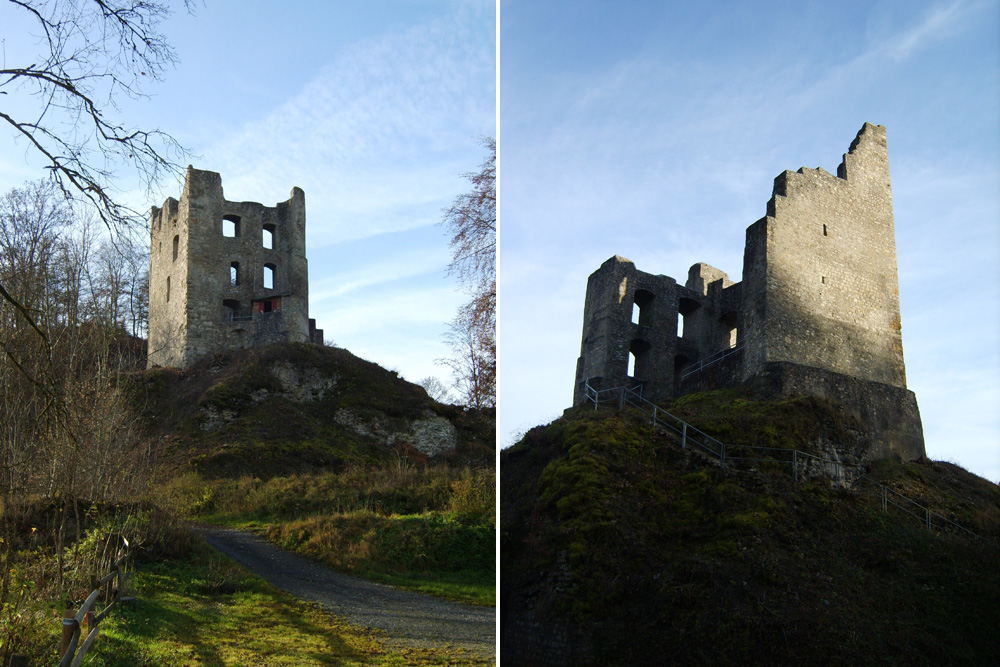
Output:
[[884, 1, 979, 61], [310, 246, 453, 302], [201, 9, 494, 246]]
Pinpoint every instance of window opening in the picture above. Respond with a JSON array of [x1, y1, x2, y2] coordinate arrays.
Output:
[[823, 224, 828, 237], [720, 311, 739, 349], [172, 235, 179, 261], [678, 297, 700, 339], [253, 297, 282, 314], [629, 339, 652, 379], [633, 289, 654, 328], [263, 224, 275, 250], [263, 263, 275, 289], [166, 276, 170, 302], [231, 262, 240, 286], [223, 214, 241, 238]]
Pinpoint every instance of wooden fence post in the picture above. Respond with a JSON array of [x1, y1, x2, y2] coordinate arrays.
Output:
[[60, 609, 76, 657]]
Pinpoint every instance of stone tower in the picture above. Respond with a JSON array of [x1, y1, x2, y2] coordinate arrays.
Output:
[[741, 123, 905, 388], [147, 167, 323, 369], [573, 123, 924, 461]]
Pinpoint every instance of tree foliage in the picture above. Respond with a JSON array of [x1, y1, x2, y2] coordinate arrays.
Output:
[[441, 137, 495, 409]]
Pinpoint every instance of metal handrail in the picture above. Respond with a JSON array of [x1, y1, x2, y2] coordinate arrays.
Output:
[[680, 342, 744, 381], [581, 381, 984, 541]]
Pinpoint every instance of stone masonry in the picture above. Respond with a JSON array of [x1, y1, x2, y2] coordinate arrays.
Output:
[[148, 167, 323, 369], [573, 123, 925, 461]]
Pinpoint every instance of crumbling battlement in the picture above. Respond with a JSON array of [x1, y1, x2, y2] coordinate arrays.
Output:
[[573, 123, 924, 461], [148, 167, 324, 369]]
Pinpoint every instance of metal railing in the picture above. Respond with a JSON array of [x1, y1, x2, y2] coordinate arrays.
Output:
[[680, 342, 744, 381], [582, 381, 984, 541], [224, 309, 253, 322], [852, 476, 982, 541]]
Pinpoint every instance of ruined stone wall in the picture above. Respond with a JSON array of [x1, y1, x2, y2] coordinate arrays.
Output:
[[573, 257, 743, 407], [741, 123, 905, 388], [572, 123, 925, 461], [573, 256, 680, 405], [148, 167, 313, 369]]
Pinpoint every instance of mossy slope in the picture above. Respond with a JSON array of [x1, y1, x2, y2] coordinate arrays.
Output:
[[131, 343, 494, 477], [500, 395, 1000, 666]]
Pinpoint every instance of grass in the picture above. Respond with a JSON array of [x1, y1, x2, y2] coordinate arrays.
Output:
[[159, 466, 496, 606], [75, 555, 492, 666]]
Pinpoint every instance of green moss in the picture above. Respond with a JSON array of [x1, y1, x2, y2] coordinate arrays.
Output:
[[500, 406, 1000, 666]]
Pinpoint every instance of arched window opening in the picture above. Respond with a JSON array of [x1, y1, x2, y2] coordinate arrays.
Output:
[[678, 297, 700, 339], [720, 311, 738, 349], [633, 289, 654, 327], [629, 339, 652, 380], [223, 214, 241, 238], [172, 235, 179, 261], [262, 224, 275, 250], [230, 261, 240, 286], [263, 263, 275, 289]]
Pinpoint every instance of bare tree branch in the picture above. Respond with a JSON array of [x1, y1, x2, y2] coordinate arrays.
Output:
[[0, 0, 191, 234], [440, 137, 496, 409]]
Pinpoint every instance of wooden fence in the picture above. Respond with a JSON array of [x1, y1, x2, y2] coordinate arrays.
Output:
[[6, 536, 132, 667]]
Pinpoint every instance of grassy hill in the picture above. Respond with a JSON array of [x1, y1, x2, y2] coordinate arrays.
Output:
[[133, 342, 494, 477], [1, 341, 494, 664], [500, 392, 1000, 666], [128, 342, 496, 604]]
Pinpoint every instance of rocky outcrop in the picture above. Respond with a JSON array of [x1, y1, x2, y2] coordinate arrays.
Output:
[[334, 408, 459, 456]]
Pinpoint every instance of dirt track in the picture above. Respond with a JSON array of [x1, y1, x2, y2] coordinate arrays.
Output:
[[201, 528, 495, 660]]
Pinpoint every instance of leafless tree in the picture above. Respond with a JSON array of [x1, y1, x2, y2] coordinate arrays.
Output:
[[1, 0, 190, 231], [441, 137, 495, 408], [0, 180, 150, 626], [419, 376, 453, 404]]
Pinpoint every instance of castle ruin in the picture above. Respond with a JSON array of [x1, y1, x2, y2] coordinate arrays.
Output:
[[573, 123, 925, 461], [148, 167, 323, 369]]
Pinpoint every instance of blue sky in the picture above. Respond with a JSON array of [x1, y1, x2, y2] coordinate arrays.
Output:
[[1, 0, 495, 390], [498, 0, 1000, 483]]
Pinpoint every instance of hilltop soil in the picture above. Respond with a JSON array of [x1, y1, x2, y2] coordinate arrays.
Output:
[[500, 397, 1000, 666]]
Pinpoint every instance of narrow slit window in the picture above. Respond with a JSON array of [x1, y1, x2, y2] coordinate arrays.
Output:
[[263, 263, 275, 290], [172, 235, 179, 261], [231, 261, 240, 286], [166, 276, 171, 302], [631, 302, 640, 324], [223, 214, 241, 238], [262, 224, 275, 250], [628, 351, 636, 377], [823, 224, 828, 237]]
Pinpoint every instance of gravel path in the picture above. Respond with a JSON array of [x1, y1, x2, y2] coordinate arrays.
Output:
[[200, 527, 495, 660]]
